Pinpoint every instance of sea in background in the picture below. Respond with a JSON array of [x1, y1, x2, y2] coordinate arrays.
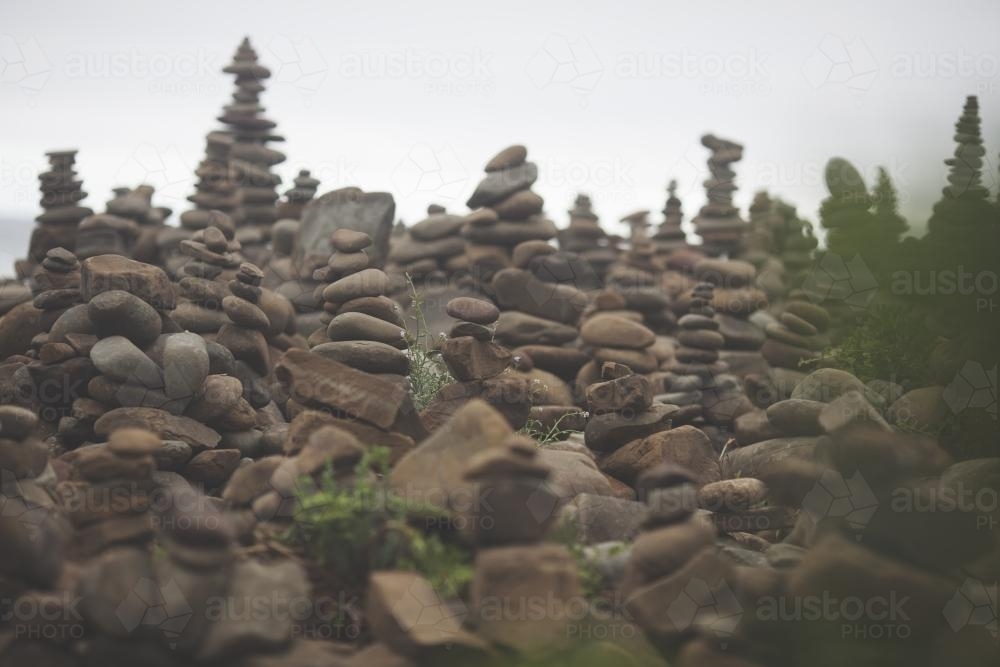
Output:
[[0, 216, 34, 278]]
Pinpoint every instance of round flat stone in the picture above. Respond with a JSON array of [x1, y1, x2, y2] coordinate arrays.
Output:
[[446, 297, 500, 325], [331, 229, 372, 253]]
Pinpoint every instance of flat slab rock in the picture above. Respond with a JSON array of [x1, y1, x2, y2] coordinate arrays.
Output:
[[722, 436, 819, 479], [94, 407, 220, 451], [275, 348, 412, 431]]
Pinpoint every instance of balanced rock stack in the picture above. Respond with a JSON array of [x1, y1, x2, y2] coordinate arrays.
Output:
[[171, 221, 243, 334], [584, 361, 676, 453], [556, 193, 617, 283], [939, 95, 990, 203], [761, 292, 831, 398], [423, 296, 536, 430], [622, 465, 739, 650], [464, 436, 584, 654], [580, 310, 660, 378], [463, 145, 555, 281], [692, 134, 747, 256], [75, 187, 149, 260], [218, 37, 286, 247], [22, 249, 89, 428], [690, 258, 768, 380], [652, 179, 688, 255], [181, 132, 240, 232], [310, 229, 408, 377], [662, 282, 751, 429], [19, 149, 92, 278], [0, 406, 65, 592], [491, 249, 586, 409], [217, 262, 271, 376], [388, 204, 466, 279], [62, 427, 161, 557], [276, 168, 320, 220]]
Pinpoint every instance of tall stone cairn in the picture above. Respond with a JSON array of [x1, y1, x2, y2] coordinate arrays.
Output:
[[692, 134, 746, 256]]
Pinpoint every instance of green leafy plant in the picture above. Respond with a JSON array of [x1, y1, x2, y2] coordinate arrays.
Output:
[[403, 274, 453, 410], [811, 304, 936, 388], [283, 446, 473, 598]]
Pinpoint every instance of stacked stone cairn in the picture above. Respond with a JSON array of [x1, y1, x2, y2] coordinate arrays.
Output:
[[181, 132, 241, 231], [276, 168, 320, 220], [388, 204, 466, 280], [622, 463, 743, 655], [661, 282, 752, 430], [652, 179, 688, 256], [309, 229, 410, 377], [555, 194, 619, 293], [75, 187, 151, 260], [463, 145, 555, 285], [217, 262, 272, 379], [171, 220, 243, 335], [690, 257, 769, 381], [0, 406, 66, 595], [464, 436, 586, 655], [18, 149, 92, 279], [491, 242, 587, 421], [20, 248, 90, 431], [218, 37, 286, 253], [424, 296, 537, 430], [584, 361, 677, 453], [760, 291, 832, 400], [692, 134, 747, 256], [61, 427, 161, 558]]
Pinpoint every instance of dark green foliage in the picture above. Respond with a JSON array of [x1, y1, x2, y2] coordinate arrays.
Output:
[[283, 447, 474, 598], [870, 166, 908, 242], [817, 304, 937, 388]]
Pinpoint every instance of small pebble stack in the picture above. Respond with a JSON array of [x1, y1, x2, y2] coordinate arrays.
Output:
[[652, 179, 688, 255], [692, 134, 747, 256], [20, 149, 92, 278], [171, 220, 243, 334], [216, 262, 271, 376], [277, 168, 321, 220], [463, 145, 556, 282], [63, 427, 160, 557], [761, 291, 832, 397], [310, 230, 407, 376], [388, 204, 466, 279], [583, 361, 676, 453], [662, 282, 750, 428]]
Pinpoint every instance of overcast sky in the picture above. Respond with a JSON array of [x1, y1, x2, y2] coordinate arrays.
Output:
[[2, 0, 998, 274]]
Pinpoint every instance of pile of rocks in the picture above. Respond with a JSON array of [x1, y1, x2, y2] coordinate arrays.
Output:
[[309, 230, 409, 375], [218, 37, 286, 249], [580, 312, 659, 377], [584, 361, 676, 453], [19, 149, 92, 278], [690, 258, 768, 380], [423, 296, 537, 430], [557, 193, 618, 284], [20, 248, 90, 429], [465, 437, 585, 654], [388, 204, 466, 279], [171, 221, 243, 334], [691, 134, 746, 256], [61, 427, 161, 557], [761, 292, 831, 399], [0, 406, 65, 592], [661, 282, 752, 429], [652, 179, 688, 256], [75, 186, 154, 260], [216, 262, 272, 376], [463, 145, 556, 282], [277, 168, 320, 220]]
